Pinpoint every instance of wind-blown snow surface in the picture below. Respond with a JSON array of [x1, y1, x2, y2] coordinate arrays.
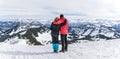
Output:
[[1, 39, 120, 59]]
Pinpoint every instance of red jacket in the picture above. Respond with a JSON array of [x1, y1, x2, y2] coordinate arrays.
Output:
[[59, 17, 69, 34]]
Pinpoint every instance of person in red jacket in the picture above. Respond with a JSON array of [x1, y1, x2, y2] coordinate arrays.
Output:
[[59, 14, 69, 52]]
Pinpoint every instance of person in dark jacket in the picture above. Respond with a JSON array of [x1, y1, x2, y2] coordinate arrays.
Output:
[[50, 17, 66, 53]]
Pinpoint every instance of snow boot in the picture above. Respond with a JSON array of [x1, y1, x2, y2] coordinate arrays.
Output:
[[54, 50, 58, 53], [59, 50, 65, 53]]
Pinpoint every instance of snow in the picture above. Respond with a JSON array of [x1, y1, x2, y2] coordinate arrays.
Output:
[[1, 18, 120, 59], [1, 39, 120, 59], [90, 29, 99, 36], [30, 25, 40, 28], [104, 32, 115, 37], [9, 29, 15, 35], [36, 32, 52, 45], [4, 37, 27, 45], [82, 29, 93, 36]]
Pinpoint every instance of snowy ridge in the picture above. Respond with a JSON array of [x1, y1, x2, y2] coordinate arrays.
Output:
[[68, 20, 120, 41], [0, 21, 50, 45], [1, 39, 120, 59]]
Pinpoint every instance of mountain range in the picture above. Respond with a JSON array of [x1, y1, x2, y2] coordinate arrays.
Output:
[[0, 19, 120, 45]]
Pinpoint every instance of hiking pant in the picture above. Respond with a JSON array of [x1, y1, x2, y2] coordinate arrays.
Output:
[[52, 43, 59, 51], [51, 34, 59, 51], [61, 34, 68, 51]]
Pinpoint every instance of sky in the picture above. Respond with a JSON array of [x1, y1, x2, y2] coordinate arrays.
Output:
[[0, 0, 120, 20]]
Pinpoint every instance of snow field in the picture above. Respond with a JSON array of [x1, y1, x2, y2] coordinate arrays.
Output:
[[1, 39, 120, 59]]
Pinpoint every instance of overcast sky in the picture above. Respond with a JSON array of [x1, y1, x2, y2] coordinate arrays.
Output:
[[0, 0, 120, 20]]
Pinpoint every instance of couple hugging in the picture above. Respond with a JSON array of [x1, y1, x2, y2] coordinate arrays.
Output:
[[50, 14, 69, 53]]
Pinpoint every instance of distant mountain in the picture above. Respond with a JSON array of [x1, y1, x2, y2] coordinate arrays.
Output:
[[0, 21, 50, 45], [1, 19, 120, 45], [68, 21, 120, 43]]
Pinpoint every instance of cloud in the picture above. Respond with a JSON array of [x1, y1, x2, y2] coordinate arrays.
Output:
[[0, 0, 120, 20]]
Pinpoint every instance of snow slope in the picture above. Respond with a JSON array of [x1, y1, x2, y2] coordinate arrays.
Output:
[[1, 39, 120, 59]]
